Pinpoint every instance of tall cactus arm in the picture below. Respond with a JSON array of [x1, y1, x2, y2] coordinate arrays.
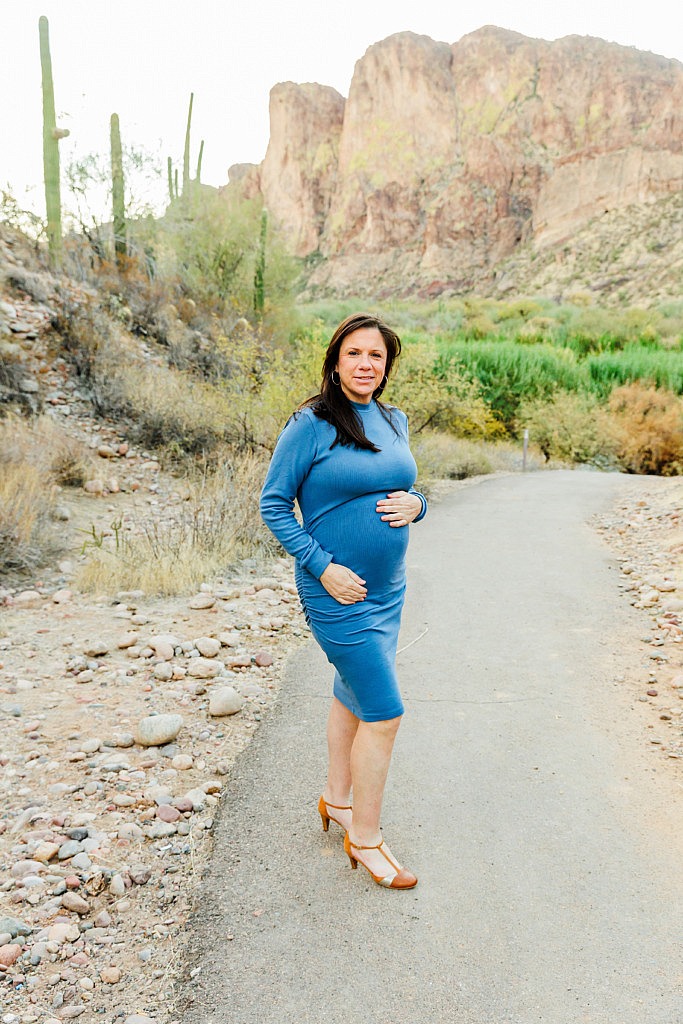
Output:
[[39, 16, 67, 265], [110, 113, 126, 262], [182, 92, 194, 197]]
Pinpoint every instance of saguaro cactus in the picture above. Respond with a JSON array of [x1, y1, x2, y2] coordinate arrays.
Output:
[[195, 140, 204, 187], [110, 114, 126, 264], [182, 92, 194, 198], [39, 16, 69, 265], [253, 209, 268, 315], [167, 157, 174, 204]]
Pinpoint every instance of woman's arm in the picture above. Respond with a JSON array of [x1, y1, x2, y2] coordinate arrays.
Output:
[[259, 413, 333, 579]]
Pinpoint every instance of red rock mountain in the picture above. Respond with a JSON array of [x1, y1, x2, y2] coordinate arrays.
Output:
[[233, 26, 683, 297]]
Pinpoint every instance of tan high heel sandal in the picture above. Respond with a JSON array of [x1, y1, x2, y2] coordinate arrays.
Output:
[[318, 795, 352, 832], [343, 832, 418, 889]]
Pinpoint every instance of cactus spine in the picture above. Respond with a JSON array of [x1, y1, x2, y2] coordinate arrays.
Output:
[[253, 209, 268, 315], [182, 92, 194, 198], [110, 114, 126, 264], [39, 16, 67, 265]]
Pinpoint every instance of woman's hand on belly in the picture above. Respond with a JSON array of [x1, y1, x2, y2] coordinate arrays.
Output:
[[320, 563, 368, 605], [376, 490, 423, 527]]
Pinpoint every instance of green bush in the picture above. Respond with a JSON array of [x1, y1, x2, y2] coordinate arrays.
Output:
[[587, 348, 683, 397], [519, 391, 615, 466], [439, 341, 583, 428], [387, 341, 504, 438]]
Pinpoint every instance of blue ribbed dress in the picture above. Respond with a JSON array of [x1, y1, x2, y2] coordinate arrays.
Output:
[[260, 400, 426, 722]]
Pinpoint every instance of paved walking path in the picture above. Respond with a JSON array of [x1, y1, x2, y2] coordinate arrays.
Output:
[[178, 471, 683, 1024]]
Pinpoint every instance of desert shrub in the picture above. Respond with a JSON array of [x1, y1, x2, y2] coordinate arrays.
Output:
[[0, 342, 28, 411], [411, 431, 544, 486], [77, 450, 277, 595], [514, 316, 556, 344], [387, 341, 504, 438], [606, 383, 683, 475], [519, 391, 615, 466], [0, 416, 77, 573]]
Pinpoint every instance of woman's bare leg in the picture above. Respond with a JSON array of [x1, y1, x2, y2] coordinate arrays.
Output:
[[322, 697, 359, 830], [348, 715, 407, 877]]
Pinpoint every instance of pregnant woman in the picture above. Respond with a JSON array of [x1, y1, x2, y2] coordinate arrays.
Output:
[[260, 312, 427, 890]]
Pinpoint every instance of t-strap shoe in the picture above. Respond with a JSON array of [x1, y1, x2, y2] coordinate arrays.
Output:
[[343, 832, 418, 889], [318, 795, 352, 833]]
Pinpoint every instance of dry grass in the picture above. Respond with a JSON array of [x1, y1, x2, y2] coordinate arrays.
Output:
[[77, 449, 276, 595], [0, 415, 100, 575], [0, 418, 59, 573], [412, 431, 543, 490]]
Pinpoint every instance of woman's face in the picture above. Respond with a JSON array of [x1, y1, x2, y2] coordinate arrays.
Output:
[[335, 327, 388, 405]]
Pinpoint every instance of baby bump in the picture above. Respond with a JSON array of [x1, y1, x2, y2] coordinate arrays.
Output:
[[312, 493, 409, 589]]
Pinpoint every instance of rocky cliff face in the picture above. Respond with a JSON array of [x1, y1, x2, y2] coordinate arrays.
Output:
[[245, 26, 683, 297]]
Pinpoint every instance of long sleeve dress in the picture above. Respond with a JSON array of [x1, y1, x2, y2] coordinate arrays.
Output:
[[260, 399, 427, 722]]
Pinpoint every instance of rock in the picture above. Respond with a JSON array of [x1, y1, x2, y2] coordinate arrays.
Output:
[[117, 633, 139, 649], [182, 788, 208, 811], [146, 821, 177, 839], [124, 1016, 157, 1024], [52, 588, 73, 603], [135, 714, 183, 747], [172, 797, 194, 813], [83, 639, 110, 657], [156, 804, 181, 823], [128, 865, 152, 885], [70, 853, 92, 870], [61, 892, 89, 915], [33, 842, 59, 864], [108, 875, 126, 897], [254, 651, 274, 667], [83, 479, 105, 495], [108, 732, 135, 748], [113, 794, 136, 807], [13, 590, 42, 608], [149, 634, 180, 659], [0, 943, 22, 967], [153, 662, 174, 681], [0, 917, 31, 939], [97, 444, 116, 458], [57, 841, 83, 860], [225, 654, 252, 669], [195, 636, 221, 658], [46, 922, 80, 944], [188, 657, 220, 679], [188, 594, 216, 610], [209, 686, 244, 716], [171, 754, 193, 770], [11, 859, 44, 879]]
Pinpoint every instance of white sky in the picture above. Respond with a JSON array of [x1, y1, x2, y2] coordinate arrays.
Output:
[[1, 0, 680, 217]]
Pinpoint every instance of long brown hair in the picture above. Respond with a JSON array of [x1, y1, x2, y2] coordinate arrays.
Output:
[[301, 312, 402, 451]]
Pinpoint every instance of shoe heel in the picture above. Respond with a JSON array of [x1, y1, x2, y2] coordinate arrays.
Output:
[[343, 832, 358, 869], [320, 811, 330, 832]]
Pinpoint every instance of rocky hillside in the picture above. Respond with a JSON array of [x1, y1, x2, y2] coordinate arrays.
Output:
[[233, 26, 683, 302]]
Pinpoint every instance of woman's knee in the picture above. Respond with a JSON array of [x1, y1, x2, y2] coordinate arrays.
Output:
[[365, 714, 402, 738]]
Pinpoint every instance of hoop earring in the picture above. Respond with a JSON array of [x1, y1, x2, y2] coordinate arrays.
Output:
[[331, 371, 341, 386], [376, 375, 388, 391]]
